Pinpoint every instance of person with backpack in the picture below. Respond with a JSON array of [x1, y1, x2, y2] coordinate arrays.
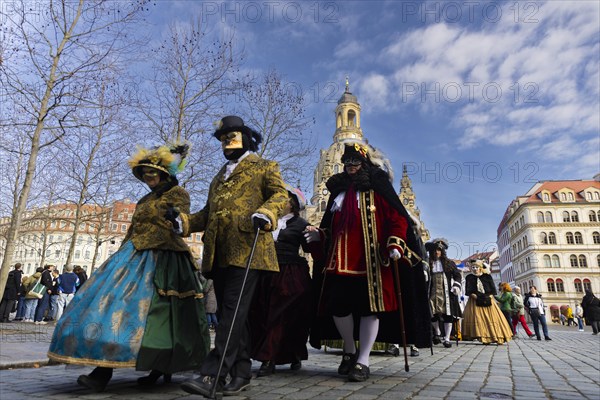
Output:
[[0, 263, 23, 322], [495, 283, 515, 335], [581, 289, 600, 335], [22, 267, 44, 323]]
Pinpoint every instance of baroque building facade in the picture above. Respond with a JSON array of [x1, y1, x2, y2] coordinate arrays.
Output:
[[497, 178, 600, 322]]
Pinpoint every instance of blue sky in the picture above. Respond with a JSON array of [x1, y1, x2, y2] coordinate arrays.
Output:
[[145, 1, 599, 259]]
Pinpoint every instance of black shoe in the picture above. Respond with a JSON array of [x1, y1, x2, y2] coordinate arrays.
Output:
[[181, 375, 222, 397], [385, 345, 400, 357], [290, 361, 302, 371], [443, 340, 452, 348], [257, 361, 275, 377], [137, 370, 172, 386], [348, 363, 370, 382], [410, 346, 420, 357], [337, 352, 356, 375], [77, 367, 113, 392], [432, 336, 441, 345], [223, 377, 251, 395], [545, 337, 552, 341], [528, 334, 535, 338]]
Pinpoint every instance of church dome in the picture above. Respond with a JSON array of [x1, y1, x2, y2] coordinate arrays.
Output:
[[338, 90, 358, 105]]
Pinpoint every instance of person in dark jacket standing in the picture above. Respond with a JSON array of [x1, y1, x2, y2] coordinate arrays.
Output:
[[426, 239, 462, 348], [34, 264, 55, 325], [581, 289, 600, 335], [250, 185, 314, 376], [0, 263, 23, 322], [73, 266, 88, 291]]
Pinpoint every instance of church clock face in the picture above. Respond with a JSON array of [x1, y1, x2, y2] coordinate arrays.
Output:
[[403, 198, 409, 205], [322, 188, 329, 195]]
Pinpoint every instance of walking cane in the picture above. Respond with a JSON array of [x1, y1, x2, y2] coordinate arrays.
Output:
[[209, 227, 261, 400], [392, 259, 409, 372]]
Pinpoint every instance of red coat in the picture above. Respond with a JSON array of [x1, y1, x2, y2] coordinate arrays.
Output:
[[325, 189, 408, 312]]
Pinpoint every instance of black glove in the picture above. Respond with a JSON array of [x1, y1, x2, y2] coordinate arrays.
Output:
[[165, 204, 180, 231], [252, 216, 268, 231]]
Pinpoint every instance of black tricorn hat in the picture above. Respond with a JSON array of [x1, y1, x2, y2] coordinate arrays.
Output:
[[341, 142, 369, 163], [425, 238, 449, 252]]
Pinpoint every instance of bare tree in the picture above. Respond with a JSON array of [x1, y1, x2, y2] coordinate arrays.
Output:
[[235, 69, 316, 191], [0, 0, 150, 298], [136, 19, 242, 206]]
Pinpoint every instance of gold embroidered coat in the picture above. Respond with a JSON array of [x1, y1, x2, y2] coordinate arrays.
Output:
[[123, 185, 192, 254], [181, 153, 288, 272]]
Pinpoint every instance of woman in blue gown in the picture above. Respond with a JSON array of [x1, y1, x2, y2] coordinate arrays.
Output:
[[48, 143, 210, 391]]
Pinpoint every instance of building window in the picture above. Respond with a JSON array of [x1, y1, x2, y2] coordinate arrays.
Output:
[[566, 232, 574, 244], [543, 255, 551, 268], [523, 236, 528, 247], [548, 232, 557, 244], [75, 250, 80, 259], [590, 211, 598, 222], [583, 279, 592, 292], [556, 279, 565, 292], [571, 211, 579, 222], [543, 193, 550, 202], [537, 211, 544, 223], [320, 201, 327, 212], [518, 241, 522, 252], [596, 192, 600, 200], [85, 250, 91, 259], [563, 211, 570, 222], [545, 212, 553, 222], [574, 232, 583, 244], [121, 224, 127, 232], [526, 258, 531, 269], [574, 279, 583, 293], [547, 279, 555, 292], [586, 192, 592, 200], [540, 232, 548, 244], [55, 250, 60, 258], [578, 255, 588, 268], [112, 223, 117, 231], [568, 192, 574, 201], [570, 255, 578, 267], [560, 193, 566, 201], [597, 254, 600, 268], [551, 255, 560, 267], [593, 232, 600, 244]]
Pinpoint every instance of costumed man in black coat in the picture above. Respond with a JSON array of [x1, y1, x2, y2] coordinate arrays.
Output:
[[0, 263, 23, 322], [307, 141, 431, 382], [426, 238, 462, 348]]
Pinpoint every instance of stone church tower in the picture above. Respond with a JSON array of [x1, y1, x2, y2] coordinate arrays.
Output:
[[398, 165, 431, 242], [304, 78, 429, 244], [305, 78, 364, 226]]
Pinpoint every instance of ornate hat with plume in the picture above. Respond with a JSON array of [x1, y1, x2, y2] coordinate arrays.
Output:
[[128, 142, 190, 181], [425, 237, 449, 252]]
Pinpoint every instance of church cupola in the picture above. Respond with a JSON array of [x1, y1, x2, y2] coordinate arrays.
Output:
[[334, 77, 363, 142]]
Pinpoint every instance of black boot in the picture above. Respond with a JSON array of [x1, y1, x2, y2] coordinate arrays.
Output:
[[77, 367, 113, 392], [257, 361, 275, 377], [138, 370, 172, 386]]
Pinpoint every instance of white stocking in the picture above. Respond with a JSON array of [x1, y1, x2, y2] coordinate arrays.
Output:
[[333, 315, 356, 354], [444, 322, 453, 342], [432, 321, 441, 336], [356, 315, 379, 367]]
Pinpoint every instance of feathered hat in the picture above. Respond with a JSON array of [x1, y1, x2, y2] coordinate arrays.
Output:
[[285, 184, 307, 211], [341, 139, 394, 182], [128, 142, 190, 181], [425, 237, 449, 252]]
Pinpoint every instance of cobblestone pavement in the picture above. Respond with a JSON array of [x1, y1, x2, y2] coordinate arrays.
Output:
[[0, 322, 598, 399]]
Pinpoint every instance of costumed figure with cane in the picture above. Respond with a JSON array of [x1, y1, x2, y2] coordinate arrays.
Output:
[[306, 141, 431, 381], [48, 143, 210, 392], [176, 116, 288, 398], [461, 260, 513, 344], [426, 238, 463, 348]]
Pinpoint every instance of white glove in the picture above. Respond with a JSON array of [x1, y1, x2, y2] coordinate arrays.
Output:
[[451, 286, 461, 296], [389, 248, 401, 261], [304, 230, 321, 243]]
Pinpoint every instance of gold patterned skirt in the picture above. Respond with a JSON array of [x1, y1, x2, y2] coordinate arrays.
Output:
[[462, 297, 513, 344]]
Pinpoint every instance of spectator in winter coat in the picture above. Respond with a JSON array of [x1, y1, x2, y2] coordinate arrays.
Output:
[[581, 290, 600, 335], [0, 263, 23, 322], [55, 265, 80, 322]]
